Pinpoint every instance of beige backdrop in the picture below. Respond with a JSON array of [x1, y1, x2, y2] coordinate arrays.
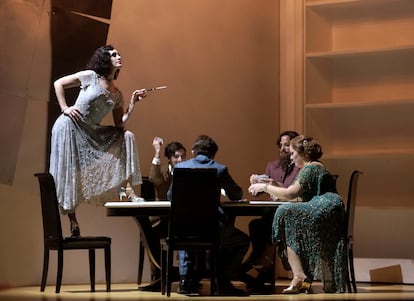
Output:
[[0, 0, 280, 287]]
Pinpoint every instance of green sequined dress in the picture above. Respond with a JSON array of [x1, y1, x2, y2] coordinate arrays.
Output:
[[272, 164, 347, 293]]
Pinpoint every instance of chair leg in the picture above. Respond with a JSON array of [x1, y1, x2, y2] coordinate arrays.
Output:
[[89, 249, 96, 292], [166, 246, 174, 297], [137, 239, 145, 285], [346, 247, 352, 293], [346, 271, 352, 292], [210, 249, 218, 295], [210, 274, 217, 295], [160, 242, 167, 295], [349, 247, 357, 293], [56, 249, 63, 293], [346, 265, 352, 292], [40, 248, 49, 292], [105, 245, 111, 292]]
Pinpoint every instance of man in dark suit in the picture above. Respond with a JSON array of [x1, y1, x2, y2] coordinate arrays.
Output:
[[170, 135, 250, 296]]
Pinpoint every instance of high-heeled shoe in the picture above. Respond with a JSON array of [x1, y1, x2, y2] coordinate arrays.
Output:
[[282, 277, 312, 294], [70, 225, 81, 237], [119, 187, 127, 201], [128, 192, 145, 202], [120, 186, 144, 202]]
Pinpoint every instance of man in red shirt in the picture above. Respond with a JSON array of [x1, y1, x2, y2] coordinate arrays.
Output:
[[245, 130, 300, 290]]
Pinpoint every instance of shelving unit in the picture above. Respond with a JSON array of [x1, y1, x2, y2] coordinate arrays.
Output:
[[303, 0, 414, 207]]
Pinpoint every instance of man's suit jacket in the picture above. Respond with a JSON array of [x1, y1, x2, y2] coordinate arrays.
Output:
[[171, 154, 243, 201], [149, 163, 172, 200]]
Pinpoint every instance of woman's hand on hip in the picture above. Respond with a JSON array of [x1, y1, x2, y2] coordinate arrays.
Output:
[[63, 106, 82, 121]]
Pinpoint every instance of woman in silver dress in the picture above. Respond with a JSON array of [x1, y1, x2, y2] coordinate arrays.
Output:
[[49, 45, 145, 236]]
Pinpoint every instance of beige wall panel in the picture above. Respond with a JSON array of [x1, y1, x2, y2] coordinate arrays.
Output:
[[106, 0, 280, 191], [0, 0, 280, 287]]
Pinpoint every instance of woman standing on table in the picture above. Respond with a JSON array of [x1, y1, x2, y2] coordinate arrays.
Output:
[[248, 135, 347, 294], [50, 45, 146, 237]]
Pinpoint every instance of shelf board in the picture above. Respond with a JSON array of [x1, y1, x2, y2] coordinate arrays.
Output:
[[322, 150, 414, 159], [306, 0, 412, 11], [306, 0, 367, 8], [306, 45, 414, 58], [305, 98, 414, 109]]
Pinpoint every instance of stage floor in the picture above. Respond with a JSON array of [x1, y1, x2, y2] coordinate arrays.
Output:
[[1, 280, 414, 301]]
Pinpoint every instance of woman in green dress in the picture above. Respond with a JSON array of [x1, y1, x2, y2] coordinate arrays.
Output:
[[248, 135, 347, 293]]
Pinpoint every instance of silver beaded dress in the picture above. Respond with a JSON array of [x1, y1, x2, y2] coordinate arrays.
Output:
[[49, 70, 142, 213], [272, 164, 347, 293]]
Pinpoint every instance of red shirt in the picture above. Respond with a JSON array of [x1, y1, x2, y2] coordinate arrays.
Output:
[[265, 160, 300, 188]]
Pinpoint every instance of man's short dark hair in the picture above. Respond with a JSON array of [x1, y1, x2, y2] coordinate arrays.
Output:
[[164, 142, 186, 159], [192, 135, 218, 158]]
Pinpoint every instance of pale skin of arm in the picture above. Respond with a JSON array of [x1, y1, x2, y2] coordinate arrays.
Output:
[[54, 72, 146, 127], [248, 179, 302, 201], [113, 88, 147, 127], [54, 73, 83, 121]]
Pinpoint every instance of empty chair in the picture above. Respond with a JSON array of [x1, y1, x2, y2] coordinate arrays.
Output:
[[345, 170, 362, 293], [34, 173, 111, 293], [161, 168, 220, 296]]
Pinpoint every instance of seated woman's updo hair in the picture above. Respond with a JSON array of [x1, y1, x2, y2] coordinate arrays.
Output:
[[290, 135, 323, 161]]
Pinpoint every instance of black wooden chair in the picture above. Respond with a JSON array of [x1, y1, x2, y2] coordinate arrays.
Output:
[[34, 173, 111, 293], [345, 170, 363, 293], [160, 168, 220, 296]]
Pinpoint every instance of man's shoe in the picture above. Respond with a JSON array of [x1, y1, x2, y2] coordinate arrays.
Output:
[[177, 277, 199, 295], [138, 278, 161, 292], [245, 272, 274, 290], [218, 282, 247, 296]]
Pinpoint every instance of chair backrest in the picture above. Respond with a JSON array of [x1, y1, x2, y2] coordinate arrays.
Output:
[[331, 174, 339, 192], [319, 172, 339, 195], [169, 168, 220, 242], [345, 170, 362, 239], [140, 176, 156, 200], [34, 173, 64, 242]]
